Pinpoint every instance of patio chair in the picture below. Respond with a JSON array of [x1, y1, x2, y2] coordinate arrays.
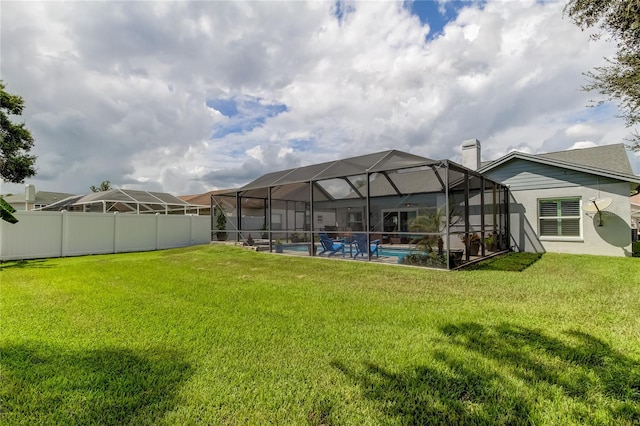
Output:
[[319, 234, 345, 257], [353, 234, 380, 258]]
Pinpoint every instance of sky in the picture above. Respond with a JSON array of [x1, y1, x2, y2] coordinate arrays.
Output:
[[1, 0, 639, 197]]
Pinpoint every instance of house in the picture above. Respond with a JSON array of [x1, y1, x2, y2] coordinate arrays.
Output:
[[473, 141, 640, 257], [2, 184, 75, 211], [208, 149, 510, 269]]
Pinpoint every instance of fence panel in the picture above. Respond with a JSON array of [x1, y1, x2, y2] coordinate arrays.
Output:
[[0, 212, 63, 260], [0, 212, 211, 261], [116, 214, 158, 252], [158, 215, 191, 249], [64, 213, 115, 256]]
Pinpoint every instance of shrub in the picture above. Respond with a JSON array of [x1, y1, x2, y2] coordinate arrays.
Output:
[[632, 241, 640, 257]]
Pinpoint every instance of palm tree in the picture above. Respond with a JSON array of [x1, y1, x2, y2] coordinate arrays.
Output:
[[409, 206, 461, 254], [0, 196, 18, 224], [90, 180, 112, 192]]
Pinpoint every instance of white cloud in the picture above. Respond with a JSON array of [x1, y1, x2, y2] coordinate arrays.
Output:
[[568, 141, 599, 150], [1, 0, 637, 198]]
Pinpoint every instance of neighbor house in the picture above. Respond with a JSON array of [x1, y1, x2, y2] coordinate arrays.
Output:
[[473, 141, 640, 257], [3, 184, 74, 211]]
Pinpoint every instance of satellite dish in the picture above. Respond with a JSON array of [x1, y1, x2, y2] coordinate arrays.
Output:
[[583, 197, 612, 213], [583, 197, 612, 226]]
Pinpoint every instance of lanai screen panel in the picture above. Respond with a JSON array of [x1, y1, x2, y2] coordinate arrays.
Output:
[[368, 151, 438, 173], [386, 165, 447, 195], [241, 170, 294, 191], [447, 165, 467, 252], [271, 182, 313, 202], [315, 177, 365, 200]]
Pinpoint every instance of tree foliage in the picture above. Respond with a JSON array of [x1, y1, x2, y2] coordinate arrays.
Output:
[[0, 195, 18, 224], [564, 0, 640, 149], [1, 81, 36, 182], [1, 81, 36, 223], [90, 180, 113, 192]]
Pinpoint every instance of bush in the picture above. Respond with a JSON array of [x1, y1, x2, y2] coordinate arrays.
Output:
[[632, 241, 640, 257], [402, 252, 448, 268]]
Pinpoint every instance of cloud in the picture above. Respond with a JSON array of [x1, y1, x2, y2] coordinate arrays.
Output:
[[1, 0, 636, 197]]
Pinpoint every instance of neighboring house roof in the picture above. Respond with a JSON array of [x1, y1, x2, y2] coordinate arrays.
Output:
[[479, 144, 640, 185], [3, 191, 75, 206], [40, 188, 208, 213], [179, 189, 231, 206], [632, 194, 640, 222]]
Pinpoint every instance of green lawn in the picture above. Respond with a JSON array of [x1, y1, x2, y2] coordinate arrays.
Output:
[[1, 245, 639, 425]]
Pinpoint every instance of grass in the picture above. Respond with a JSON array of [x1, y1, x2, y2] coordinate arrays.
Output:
[[1, 245, 639, 425], [466, 252, 543, 271]]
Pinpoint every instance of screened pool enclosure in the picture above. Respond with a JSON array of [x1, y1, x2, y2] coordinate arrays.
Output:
[[211, 150, 509, 269]]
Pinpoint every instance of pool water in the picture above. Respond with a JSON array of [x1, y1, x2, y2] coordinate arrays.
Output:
[[282, 243, 413, 259], [378, 248, 412, 258]]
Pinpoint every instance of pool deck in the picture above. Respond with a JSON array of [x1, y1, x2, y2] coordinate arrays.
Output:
[[214, 240, 490, 268]]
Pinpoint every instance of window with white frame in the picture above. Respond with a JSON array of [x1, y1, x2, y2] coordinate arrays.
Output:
[[538, 198, 581, 238]]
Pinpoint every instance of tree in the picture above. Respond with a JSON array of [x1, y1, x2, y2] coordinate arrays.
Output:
[[564, 0, 640, 150], [1, 81, 36, 223], [90, 180, 112, 192]]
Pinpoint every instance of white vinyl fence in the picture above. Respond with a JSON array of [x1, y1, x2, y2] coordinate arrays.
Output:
[[0, 211, 212, 261]]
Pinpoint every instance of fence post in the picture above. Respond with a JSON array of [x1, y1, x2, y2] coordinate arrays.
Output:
[[155, 213, 160, 250], [190, 214, 194, 246], [113, 212, 119, 254], [61, 210, 68, 257]]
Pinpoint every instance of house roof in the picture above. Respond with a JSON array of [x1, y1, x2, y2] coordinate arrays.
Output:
[[536, 144, 634, 175], [179, 190, 227, 206], [3, 190, 75, 205], [478, 144, 640, 185]]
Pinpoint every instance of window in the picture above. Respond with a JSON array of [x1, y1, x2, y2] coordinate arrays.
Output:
[[271, 213, 282, 230], [538, 198, 581, 238]]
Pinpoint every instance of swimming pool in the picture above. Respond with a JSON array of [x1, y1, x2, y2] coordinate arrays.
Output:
[[282, 243, 413, 259], [378, 248, 412, 258]]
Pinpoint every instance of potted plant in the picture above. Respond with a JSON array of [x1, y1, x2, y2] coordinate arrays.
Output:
[[274, 239, 284, 253], [461, 233, 481, 256], [215, 204, 227, 241], [485, 234, 496, 252]]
